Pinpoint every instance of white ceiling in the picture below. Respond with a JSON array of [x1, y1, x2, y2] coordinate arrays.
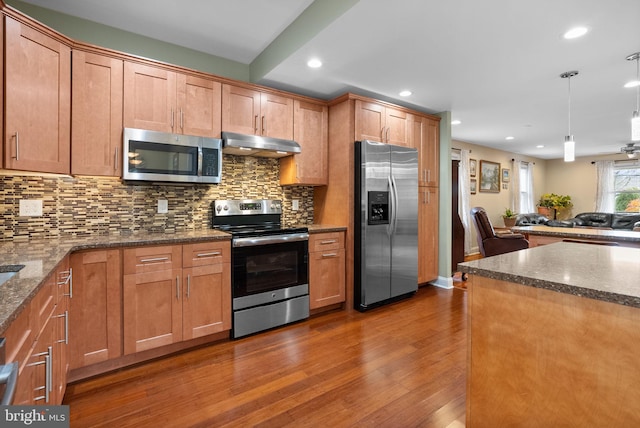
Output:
[[19, 0, 640, 160]]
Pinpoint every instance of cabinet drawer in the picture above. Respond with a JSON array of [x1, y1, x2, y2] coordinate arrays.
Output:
[[310, 232, 344, 252], [182, 241, 230, 268], [123, 245, 182, 275]]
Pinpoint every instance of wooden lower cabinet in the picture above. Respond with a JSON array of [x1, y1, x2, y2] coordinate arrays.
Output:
[[123, 242, 231, 355], [309, 232, 346, 309], [69, 249, 122, 369], [418, 187, 439, 284]]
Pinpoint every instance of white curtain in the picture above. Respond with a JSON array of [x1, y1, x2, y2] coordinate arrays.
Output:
[[511, 159, 521, 212], [595, 160, 615, 212], [512, 160, 535, 213], [459, 150, 473, 254], [523, 162, 535, 213]]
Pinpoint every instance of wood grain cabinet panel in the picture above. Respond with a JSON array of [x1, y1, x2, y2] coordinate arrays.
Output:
[[4, 16, 71, 174], [69, 249, 122, 369], [413, 116, 439, 187], [280, 100, 328, 185], [355, 100, 411, 146], [124, 62, 221, 137], [72, 50, 123, 176], [222, 84, 293, 140], [418, 187, 439, 284], [309, 232, 346, 309]]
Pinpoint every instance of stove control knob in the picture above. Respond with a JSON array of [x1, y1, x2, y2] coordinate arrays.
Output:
[[216, 204, 222, 212], [223, 204, 229, 211]]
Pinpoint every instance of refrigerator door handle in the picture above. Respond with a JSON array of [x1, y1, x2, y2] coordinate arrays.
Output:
[[387, 175, 395, 236], [389, 174, 399, 235]]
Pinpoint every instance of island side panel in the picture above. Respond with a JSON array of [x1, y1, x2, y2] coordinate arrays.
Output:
[[466, 275, 640, 427]]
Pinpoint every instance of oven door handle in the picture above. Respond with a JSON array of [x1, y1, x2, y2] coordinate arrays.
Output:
[[233, 233, 309, 247]]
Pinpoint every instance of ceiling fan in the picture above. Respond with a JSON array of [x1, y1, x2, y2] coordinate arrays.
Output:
[[621, 142, 640, 158]]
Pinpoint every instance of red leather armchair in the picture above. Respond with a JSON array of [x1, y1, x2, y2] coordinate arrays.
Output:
[[471, 207, 529, 257]]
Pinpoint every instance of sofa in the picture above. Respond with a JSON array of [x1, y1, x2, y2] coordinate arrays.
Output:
[[516, 211, 640, 230]]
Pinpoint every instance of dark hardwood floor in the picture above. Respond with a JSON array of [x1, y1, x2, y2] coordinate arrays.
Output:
[[63, 285, 468, 427]]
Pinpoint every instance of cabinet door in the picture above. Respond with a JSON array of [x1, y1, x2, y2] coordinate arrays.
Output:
[[418, 187, 439, 283], [182, 263, 231, 339], [30, 314, 56, 405], [385, 107, 411, 146], [415, 116, 440, 187], [280, 100, 328, 185], [355, 100, 385, 142], [309, 249, 346, 309], [124, 62, 176, 133], [4, 17, 71, 174], [69, 249, 122, 369], [260, 92, 294, 140], [177, 74, 222, 137], [123, 268, 183, 354], [72, 51, 123, 176], [221, 84, 261, 135]]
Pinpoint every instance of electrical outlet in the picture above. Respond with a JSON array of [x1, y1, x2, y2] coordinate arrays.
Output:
[[157, 199, 168, 214], [292, 199, 299, 211], [19, 199, 43, 217]]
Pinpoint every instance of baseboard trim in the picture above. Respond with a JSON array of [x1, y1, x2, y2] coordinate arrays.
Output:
[[431, 276, 454, 289]]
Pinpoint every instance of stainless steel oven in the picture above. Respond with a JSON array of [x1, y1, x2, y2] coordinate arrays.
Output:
[[212, 200, 309, 339]]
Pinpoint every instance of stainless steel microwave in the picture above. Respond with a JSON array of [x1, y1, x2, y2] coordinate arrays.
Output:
[[123, 127, 222, 184]]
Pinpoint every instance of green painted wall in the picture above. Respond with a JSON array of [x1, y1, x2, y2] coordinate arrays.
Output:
[[5, 0, 249, 81]]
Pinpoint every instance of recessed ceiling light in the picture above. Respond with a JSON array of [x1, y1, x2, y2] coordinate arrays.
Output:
[[536, 145, 545, 148], [451, 119, 461, 125], [505, 136, 515, 140], [307, 58, 322, 68], [563, 26, 588, 39], [399, 90, 412, 97], [624, 80, 640, 88]]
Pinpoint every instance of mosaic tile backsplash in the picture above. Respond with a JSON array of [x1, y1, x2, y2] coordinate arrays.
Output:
[[0, 155, 314, 241]]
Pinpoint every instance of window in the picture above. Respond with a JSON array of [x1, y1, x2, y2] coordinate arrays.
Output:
[[614, 162, 640, 212], [517, 161, 534, 214]]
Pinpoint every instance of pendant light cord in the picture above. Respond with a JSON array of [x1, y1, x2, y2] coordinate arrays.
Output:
[[567, 75, 572, 135]]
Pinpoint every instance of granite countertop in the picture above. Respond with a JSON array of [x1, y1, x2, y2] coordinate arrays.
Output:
[[458, 242, 640, 308], [512, 225, 640, 243], [0, 229, 231, 333]]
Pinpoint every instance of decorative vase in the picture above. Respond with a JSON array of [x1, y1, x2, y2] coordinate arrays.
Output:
[[503, 216, 517, 228], [537, 206, 555, 220]]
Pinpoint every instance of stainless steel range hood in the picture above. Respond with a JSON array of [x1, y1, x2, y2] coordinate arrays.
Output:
[[222, 132, 301, 158]]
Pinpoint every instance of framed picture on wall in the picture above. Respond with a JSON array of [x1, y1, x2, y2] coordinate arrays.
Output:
[[502, 168, 510, 183], [479, 160, 500, 193], [470, 178, 477, 194], [469, 159, 477, 177]]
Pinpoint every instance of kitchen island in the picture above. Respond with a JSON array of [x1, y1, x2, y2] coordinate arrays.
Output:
[[458, 242, 640, 427]]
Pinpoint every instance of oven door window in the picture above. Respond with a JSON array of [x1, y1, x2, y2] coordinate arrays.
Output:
[[128, 140, 198, 176], [233, 241, 308, 297]]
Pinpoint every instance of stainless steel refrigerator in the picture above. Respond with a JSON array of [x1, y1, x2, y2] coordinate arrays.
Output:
[[354, 140, 419, 311]]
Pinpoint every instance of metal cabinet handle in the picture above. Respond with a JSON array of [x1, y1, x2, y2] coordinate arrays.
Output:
[[180, 108, 184, 130], [0, 362, 18, 405], [320, 239, 337, 245], [254, 115, 258, 133], [12, 132, 19, 160], [187, 275, 191, 298], [30, 347, 52, 403], [171, 108, 175, 130], [140, 257, 169, 263], [114, 147, 119, 171], [322, 253, 338, 258], [261, 115, 265, 134], [59, 268, 73, 298], [55, 310, 69, 345], [386, 127, 390, 142], [380, 127, 385, 140], [176, 276, 180, 299], [196, 252, 221, 258]]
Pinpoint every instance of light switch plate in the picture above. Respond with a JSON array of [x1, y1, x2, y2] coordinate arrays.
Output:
[[292, 199, 299, 211], [157, 199, 168, 214], [19, 199, 43, 217]]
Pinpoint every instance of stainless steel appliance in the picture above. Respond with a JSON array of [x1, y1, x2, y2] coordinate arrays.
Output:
[[0, 338, 18, 405], [123, 127, 222, 183], [212, 199, 309, 338], [222, 132, 301, 158], [354, 140, 419, 311]]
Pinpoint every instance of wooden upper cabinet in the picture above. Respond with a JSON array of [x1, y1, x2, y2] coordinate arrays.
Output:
[[413, 115, 440, 187], [280, 100, 328, 186], [176, 74, 221, 138], [222, 84, 293, 140], [72, 51, 124, 176], [124, 62, 221, 137], [4, 16, 71, 174], [355, 100, 411, 146]]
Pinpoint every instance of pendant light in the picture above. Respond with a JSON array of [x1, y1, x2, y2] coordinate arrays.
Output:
[[627, 52, 640, 142], [560, 71, 578, 162]]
